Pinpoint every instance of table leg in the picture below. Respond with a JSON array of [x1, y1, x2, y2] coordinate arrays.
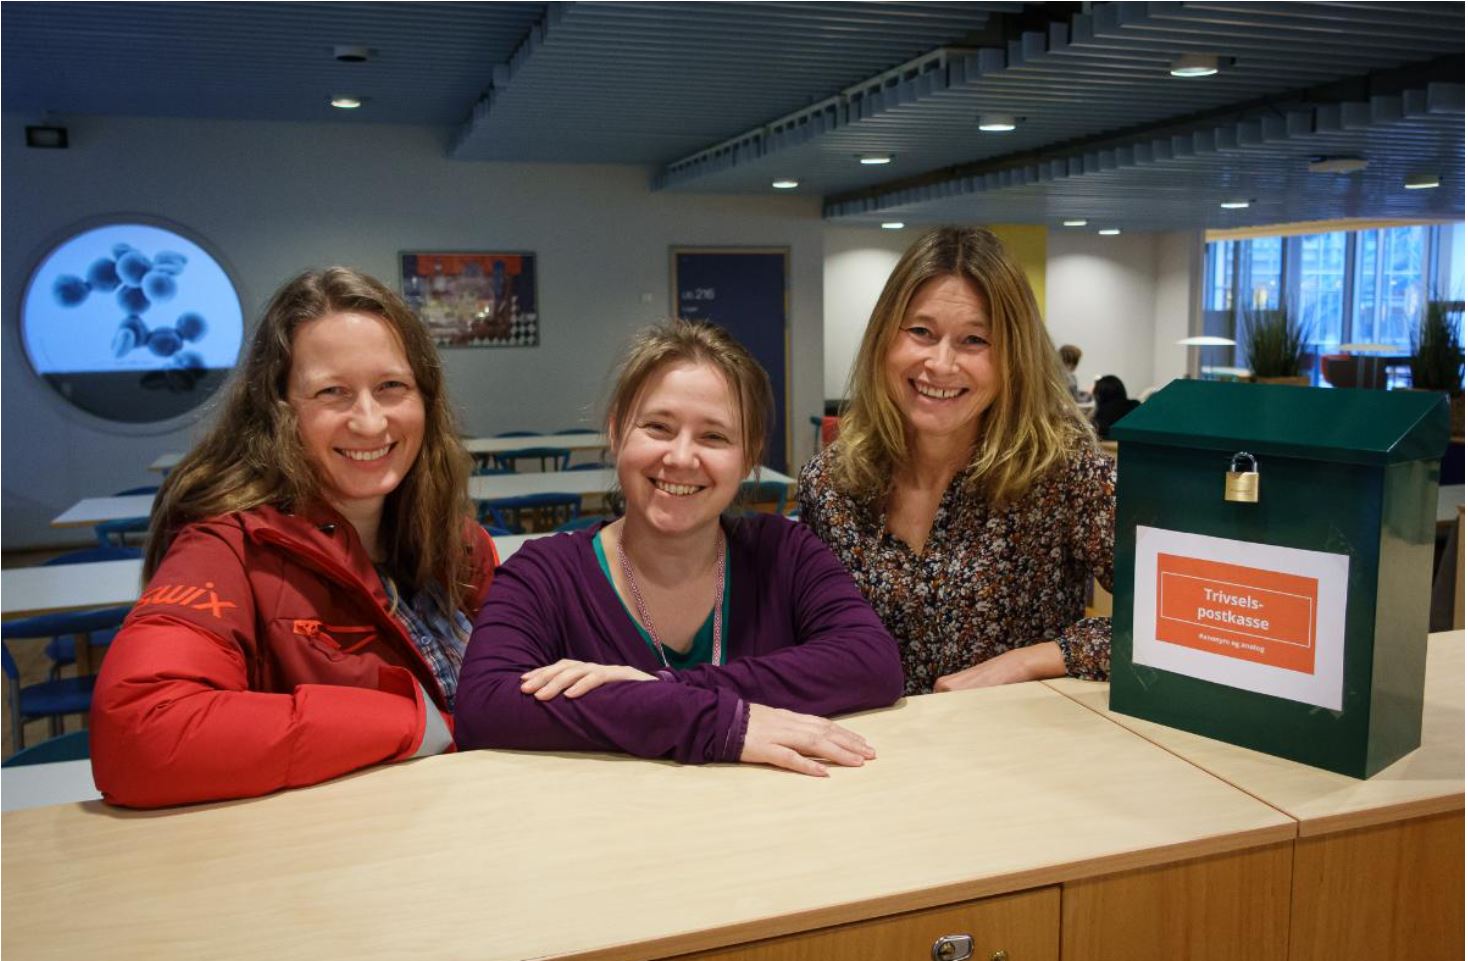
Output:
[[73, 632, 93, 676]]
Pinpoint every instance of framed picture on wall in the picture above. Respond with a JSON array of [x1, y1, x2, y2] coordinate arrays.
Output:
[[399, 251, 539, 348], [670, 247, 790, 472]]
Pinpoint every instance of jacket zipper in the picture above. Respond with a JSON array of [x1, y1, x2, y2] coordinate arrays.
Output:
[[292, 619, 378, 654]]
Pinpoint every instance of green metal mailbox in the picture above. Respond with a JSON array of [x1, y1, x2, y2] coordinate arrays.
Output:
[[1108, 380, 1448, 778]]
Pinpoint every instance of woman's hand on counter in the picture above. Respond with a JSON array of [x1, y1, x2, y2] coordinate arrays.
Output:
[[740, 704, 876, 777]]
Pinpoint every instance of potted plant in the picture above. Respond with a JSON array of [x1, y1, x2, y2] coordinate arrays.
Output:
[[1242, 308, 1311, 385], [1410, 299, 1465, 437]]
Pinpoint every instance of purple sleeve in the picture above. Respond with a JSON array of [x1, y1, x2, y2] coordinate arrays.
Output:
[[663, 521, 905, 714], [453, 543, 749, 764]]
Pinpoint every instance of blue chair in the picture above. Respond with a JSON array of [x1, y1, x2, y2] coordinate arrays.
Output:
[[482, 523, 515, 538], [739, 480, 790, 516], [477, 493, 581, 534], [2, 730, 89, 767], [553, 428, 599, 435], [494, 430, 538, 437], [2, 640, 98, 754], [39, 546, 141, 677], [565, 461, 613, 471]]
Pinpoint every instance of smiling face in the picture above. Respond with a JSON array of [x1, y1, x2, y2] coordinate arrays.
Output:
[[288, 311, 425, 524], [612, 360, 747, 538], [884, 273, 999, 447]]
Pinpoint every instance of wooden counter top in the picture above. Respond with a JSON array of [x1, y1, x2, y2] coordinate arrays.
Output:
[[1046, 631, 1464, 838], [2, 681, 1292, 961]]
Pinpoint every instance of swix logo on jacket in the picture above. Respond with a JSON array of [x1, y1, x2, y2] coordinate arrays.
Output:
[[136, 581, 238, 619]]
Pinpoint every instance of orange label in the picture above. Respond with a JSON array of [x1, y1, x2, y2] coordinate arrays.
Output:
[[1155, 553, 1318, 674]]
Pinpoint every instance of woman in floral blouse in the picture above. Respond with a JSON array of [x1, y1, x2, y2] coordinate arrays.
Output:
[[798, 226, 1115, 695]]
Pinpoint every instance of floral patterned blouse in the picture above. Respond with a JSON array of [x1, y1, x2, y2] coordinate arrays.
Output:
[[797, 445, 1115, 695]]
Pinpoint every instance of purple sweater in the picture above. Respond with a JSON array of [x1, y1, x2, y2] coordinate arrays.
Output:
[[454, 514, 904, 764]]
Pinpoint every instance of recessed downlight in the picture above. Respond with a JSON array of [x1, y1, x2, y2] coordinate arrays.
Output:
[[1098, 228, 1121, 236], [771, 179, 799, 189], [858, 154, 894, 165], [1062, 219, 1088, 227], [330, 96, 363, 110], [1404, 174, 1441, 190], [881, 222, 905, 230], [1170, 54, 1220, 78], [333, 45, 372, 63], [1219, 199, 1252, 209], [977, 113, 1018, 133]]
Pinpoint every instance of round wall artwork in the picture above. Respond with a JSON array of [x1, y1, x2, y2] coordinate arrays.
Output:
[[22, 221, 243, 424]]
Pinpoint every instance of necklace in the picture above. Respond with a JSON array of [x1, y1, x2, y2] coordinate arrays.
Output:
[[617, 529, 726, 668]]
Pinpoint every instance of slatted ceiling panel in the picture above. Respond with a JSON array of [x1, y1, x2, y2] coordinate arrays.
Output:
[[823, 84, 1464, 231], [0, 1, 546, 124], [658, 2, 1464, 196], [449, 1, 1021, 163]]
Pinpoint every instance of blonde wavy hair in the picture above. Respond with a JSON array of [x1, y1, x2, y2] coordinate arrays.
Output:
[[605, 319, 772, 477], [145, 267, 478, 614], [831, 226, 1092, 504]]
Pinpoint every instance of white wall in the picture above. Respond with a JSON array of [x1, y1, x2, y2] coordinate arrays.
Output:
[[2, 115, 827, 548], [1046, 230, 1160, 398], [1046, 229, 1202, 398], [822, 227, 912, 399]]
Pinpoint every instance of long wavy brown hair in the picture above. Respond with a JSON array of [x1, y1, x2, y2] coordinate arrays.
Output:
[[831, 226, 1093, 505], [145, 267, 477, 612]]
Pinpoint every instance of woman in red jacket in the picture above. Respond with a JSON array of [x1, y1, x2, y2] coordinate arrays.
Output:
[[91, 267, 496, 808]]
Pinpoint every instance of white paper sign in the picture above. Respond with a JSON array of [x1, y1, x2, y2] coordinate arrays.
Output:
[[1132, 526, 1349, 710]]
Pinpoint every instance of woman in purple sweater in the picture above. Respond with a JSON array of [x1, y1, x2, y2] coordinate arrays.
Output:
[[454, 321, 904, 775]]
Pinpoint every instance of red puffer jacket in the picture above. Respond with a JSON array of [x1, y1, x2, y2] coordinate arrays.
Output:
[[90, 503, 497, 808]]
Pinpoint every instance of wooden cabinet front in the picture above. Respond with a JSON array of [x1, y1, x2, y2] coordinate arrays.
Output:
[[1061, 842, 1293, 961], [673, 886, 1059, 961], [1289, 811, 1465, 961]]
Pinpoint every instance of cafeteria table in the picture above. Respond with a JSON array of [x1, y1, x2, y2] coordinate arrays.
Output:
[[3, 535, 542, 619], [54, 468, 796, 528], [149, 433, 610, 473], [468, 466, 795, 501]]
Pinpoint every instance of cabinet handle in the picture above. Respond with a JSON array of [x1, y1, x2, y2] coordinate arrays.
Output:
[[931, 934, 973, 961]]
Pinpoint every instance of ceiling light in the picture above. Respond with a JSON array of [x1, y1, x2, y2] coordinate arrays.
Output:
[[330, 96, 363, 110], [1098, 228, 1121, 236], [1219, 199, 1252, 209], [858, 154, 894, 165], [881, 222, 905, 230], [977, 114, 1018, 133], [333, 45, 372, 63], [1178, 336, 1237, 347], [1404, 174, 1441, 190], [1062, 219, 1088, 227], [1308, 156, 1368, 175], [1170, 54, 1220, 78], [771, 179, 799, 189]]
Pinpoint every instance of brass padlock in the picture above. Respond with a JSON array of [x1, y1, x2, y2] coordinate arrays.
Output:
[[1224, 452, 1259, 503]]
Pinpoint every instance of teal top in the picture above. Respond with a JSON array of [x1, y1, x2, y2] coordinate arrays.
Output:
[[591, 531, 732, 668]]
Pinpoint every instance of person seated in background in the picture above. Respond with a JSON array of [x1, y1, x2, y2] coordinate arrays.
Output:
[[90, 267, 497, 808], [454, 320, 904, 777], [1058, 343, 1088, 402], [799, 226, 1115, 695], [1090, 374, 1140, 440]]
